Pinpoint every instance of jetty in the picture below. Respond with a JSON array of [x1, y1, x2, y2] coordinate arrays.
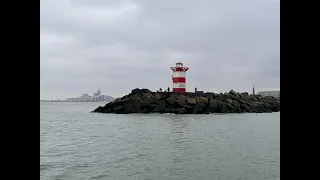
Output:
[[92, 88, 280, 114]]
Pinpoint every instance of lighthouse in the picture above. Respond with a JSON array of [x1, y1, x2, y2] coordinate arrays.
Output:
[[170, 62, 189, 92], [252, 85, 255, 95]]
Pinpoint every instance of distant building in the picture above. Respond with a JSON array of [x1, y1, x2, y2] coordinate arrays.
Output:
[[93, 89, 101, 96], [82, 93, 89, 97]]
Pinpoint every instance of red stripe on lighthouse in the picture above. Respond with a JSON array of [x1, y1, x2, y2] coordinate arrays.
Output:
[[172, 88, 186, 92], [172, 77, 186, 83]]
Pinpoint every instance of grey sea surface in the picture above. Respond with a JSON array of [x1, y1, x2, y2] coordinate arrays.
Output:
[[40, 102, 280, 180]]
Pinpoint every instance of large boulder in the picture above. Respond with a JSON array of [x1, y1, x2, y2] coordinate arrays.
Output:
[[143, 98, 156, 106], [187, 98, 196, 105], [182, 104, 194, 109], [165, 107, 176, 113], [236, 93, 243, 98], [205, 92, 215, 99], [226, 99, 233, 104], [195, 91, 204, 97], [176, 99, 187, 107], [154, 93, 162, 100], [198, 97, 209, 104], [123, 100, 135, 113], [153, 106, 165, 113], [215, 94, 226, 102], [120, 98, 131, 103], [175, 108, 187, 114], [142, 93, 153, 99], [103, 108, 111, 113], [255, 102, 266, 112], [249, 102, 260, 113], [261, 103, 272, 113], [239, 100, 250, 105], [240, 103, 252, 112], [170, 93, 180, 100], [230, 94, 240, 101], [179, 94, 188, 101], [255, 94, 263, 98], [227, 102, 238, 113], [232, 100, 241, 108], [193, 100, 206, 114], [131, 88, 141, 95], [156, 99, 167, 106], [138, 108, 147, 113], [140, 93, 157, 107], [249, 95, 258, 101], [218, 101, 229, 113], [240, 92, 249, 96], [113, 105, 124, 113], [166, 97, 176, 105], [141, 89, 152, 93], [154, 100, 167, 113], [229, 89, 238, 97], [130, 94, 144, 108], [93, 106, 103, 113], [131, 88, 152, 95], [232, 100, 242, 113], [204, 99, 219, 113], [108, 98, 122, 108], [145, 104, 157, 112], [270, 104, 280, 112]]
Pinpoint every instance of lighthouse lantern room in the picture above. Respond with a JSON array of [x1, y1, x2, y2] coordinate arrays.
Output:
[[170, 62, 189, 92]]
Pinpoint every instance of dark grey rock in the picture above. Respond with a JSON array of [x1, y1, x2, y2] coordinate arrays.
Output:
[[175, 108, 186, 114], [187, 98, 196, 105], [165, 107, 176, 113], [166, 97, 176, 105]]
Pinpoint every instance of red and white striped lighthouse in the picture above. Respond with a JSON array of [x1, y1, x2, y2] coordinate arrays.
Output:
[[170, 62, 189, 92]]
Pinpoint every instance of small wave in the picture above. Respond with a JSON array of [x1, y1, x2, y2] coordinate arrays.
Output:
[[40, 164, 54, 171], [89, 174, 109, 179]]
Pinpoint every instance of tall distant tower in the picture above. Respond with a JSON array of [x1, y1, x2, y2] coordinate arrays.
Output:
[[170, 62, 189, 92], [97, 89, 101, 96], [252, 85, 255, 95]]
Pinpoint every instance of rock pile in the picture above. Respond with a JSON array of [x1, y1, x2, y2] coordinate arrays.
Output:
[[92, 88, 280, 114]]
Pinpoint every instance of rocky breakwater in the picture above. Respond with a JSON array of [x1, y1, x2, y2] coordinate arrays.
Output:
[[92, 88, 280, 114]]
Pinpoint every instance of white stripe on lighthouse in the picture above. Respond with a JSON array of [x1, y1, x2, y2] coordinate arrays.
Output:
[[173, 71, 186, 78], [173, 83, 186, 88]]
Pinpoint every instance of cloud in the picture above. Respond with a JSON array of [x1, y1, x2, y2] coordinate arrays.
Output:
[[40, 0, 279, 99]]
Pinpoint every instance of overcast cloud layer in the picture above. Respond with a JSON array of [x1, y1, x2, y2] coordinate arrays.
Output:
[[40, 0, 280, 100]]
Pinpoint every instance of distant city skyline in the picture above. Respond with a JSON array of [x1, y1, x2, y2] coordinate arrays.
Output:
[[40, 89, 114, 101]]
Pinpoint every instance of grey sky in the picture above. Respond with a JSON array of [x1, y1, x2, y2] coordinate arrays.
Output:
[[40, 0, 279, 100]]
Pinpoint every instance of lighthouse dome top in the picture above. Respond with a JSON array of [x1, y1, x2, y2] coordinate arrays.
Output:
[[170, 62, 189, 72], [176, 62, 183, 67]]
